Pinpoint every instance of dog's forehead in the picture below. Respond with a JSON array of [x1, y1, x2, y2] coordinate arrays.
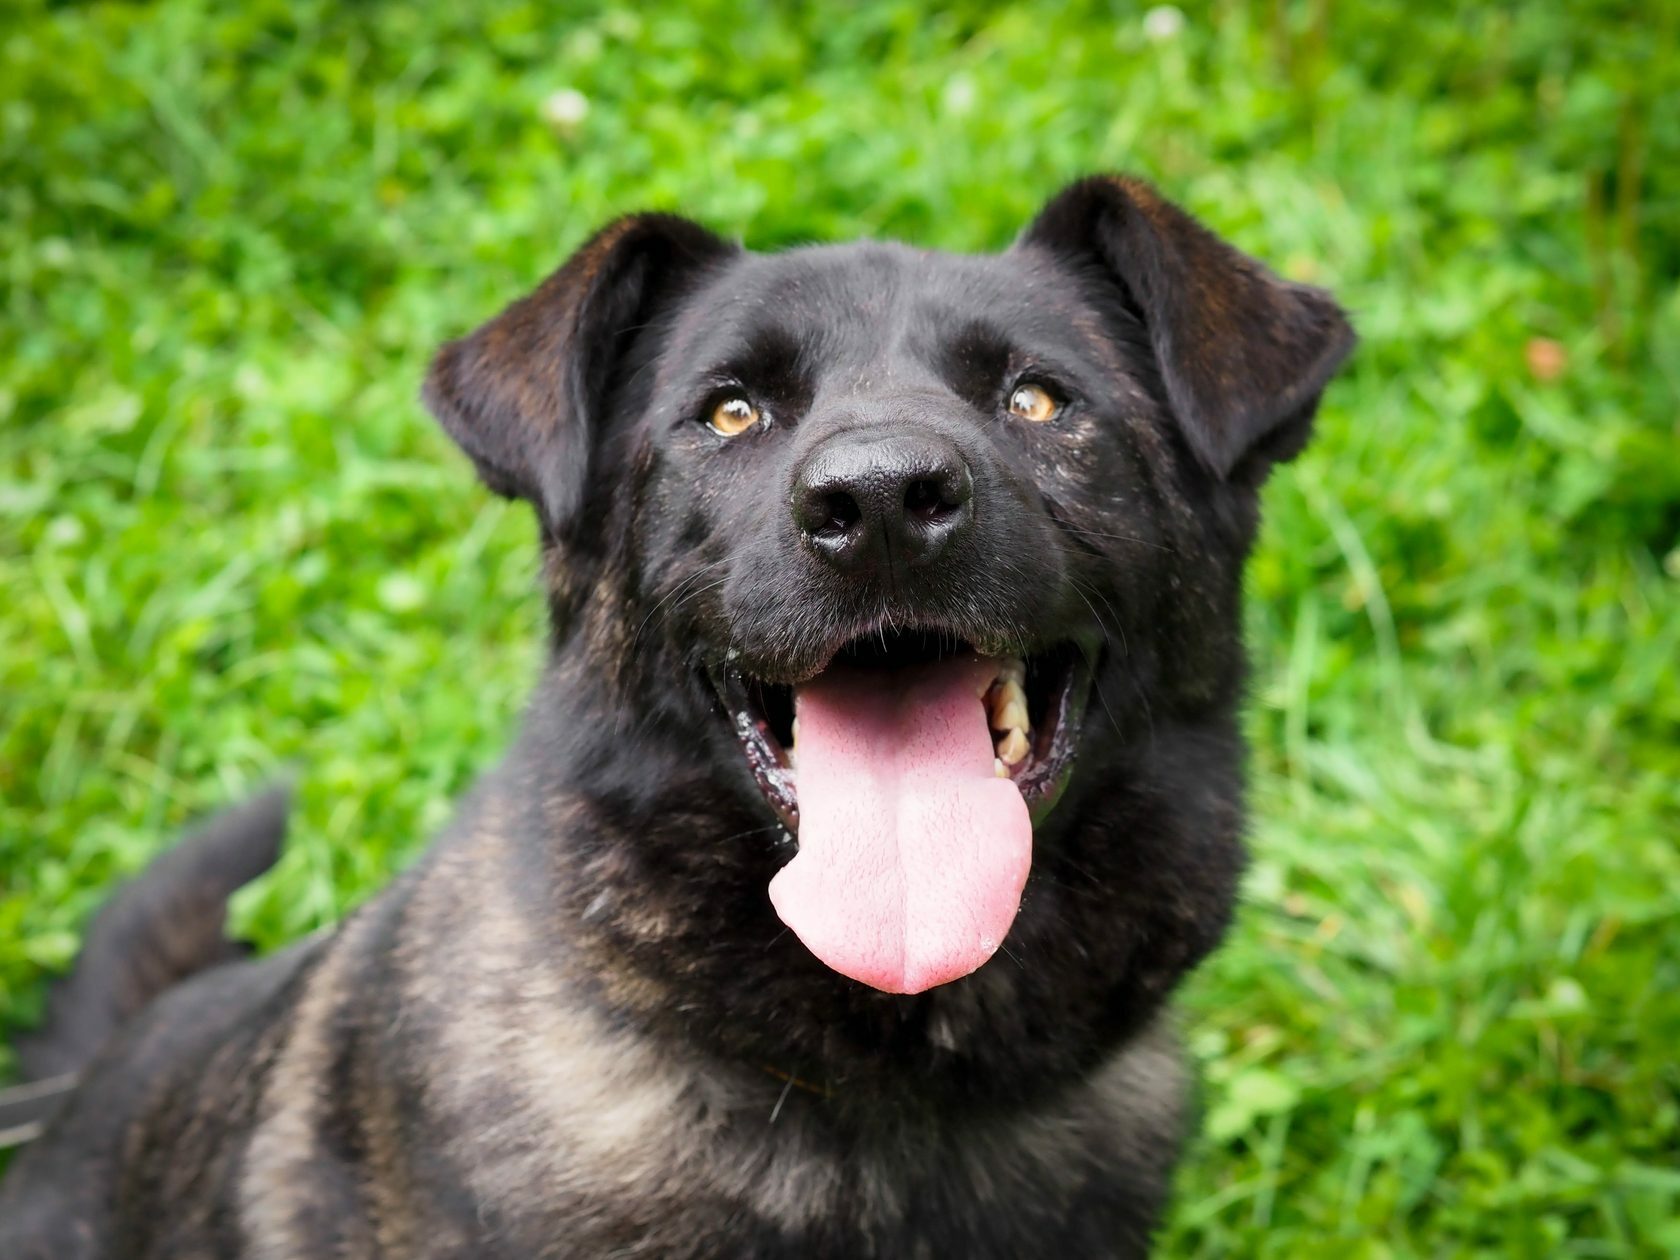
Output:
[[667, 240, 1104, 376]]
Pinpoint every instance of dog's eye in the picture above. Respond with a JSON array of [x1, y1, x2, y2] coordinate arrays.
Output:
[[1007, 382, 1060, 424], [709, 394, 762, 437]]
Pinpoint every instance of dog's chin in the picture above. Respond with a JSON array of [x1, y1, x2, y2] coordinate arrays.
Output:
[[705, 626, 1095, 833]]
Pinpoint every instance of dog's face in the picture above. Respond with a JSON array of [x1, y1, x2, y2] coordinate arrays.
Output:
[[425, 177, 1352, 1071]]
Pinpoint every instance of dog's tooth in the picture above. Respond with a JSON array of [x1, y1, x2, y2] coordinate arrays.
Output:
[[990, 679, 1028, 733], [981, 657, 1025, 696], [791, 717, 799, 745], [997, 696, 1029, 734], [996, 728, 1030, 766], [994, 757, 1008, 778]]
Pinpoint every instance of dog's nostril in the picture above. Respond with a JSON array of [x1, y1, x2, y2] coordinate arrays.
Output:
[[818, 490, 861, 536], [903, 478, 954, 522]]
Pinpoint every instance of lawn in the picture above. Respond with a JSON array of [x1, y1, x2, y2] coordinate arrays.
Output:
[[2, 1, 1677, 1254]]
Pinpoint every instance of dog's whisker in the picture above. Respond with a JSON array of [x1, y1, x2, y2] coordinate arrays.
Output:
[[1058, 526, 1177, 554], [714, 824, 784, 845], [768, 1073, 796, 1124], [629, 559, 731, 653], [1068, 579, 1128, 662]]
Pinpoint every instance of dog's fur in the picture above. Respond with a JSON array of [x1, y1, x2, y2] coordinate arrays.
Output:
[[1, 176, 1353, 1258]]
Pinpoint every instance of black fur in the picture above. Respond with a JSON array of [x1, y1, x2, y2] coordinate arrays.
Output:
[[1, 175, 1353, 1258]]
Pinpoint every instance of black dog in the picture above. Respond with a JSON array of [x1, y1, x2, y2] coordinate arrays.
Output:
[[0, 175, 1353, 1258]]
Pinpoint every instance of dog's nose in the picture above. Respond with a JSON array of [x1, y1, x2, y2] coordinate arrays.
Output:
[[792, 430, 974, 571]]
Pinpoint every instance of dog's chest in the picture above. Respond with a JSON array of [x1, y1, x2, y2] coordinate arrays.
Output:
[[419, 1017, 1183, 1260], [448, 1091, 1158, 1260], [341, 830, 1184, 1257]]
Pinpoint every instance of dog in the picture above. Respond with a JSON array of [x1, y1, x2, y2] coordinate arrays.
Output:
[[0, 174, 1353, 1258]]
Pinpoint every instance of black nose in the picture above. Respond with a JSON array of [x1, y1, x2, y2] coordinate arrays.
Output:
[[792, 430, 975, 572]]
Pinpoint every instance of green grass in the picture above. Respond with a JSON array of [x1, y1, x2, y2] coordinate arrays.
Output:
[[2, 1, 1677, 1253]]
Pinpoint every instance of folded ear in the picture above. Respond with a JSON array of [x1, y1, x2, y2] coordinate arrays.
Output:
[[424, 214, 738, 534], [1016, 175, 1355, 480]]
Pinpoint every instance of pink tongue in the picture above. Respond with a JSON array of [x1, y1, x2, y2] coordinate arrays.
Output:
[[769, 656, 1031, 994]]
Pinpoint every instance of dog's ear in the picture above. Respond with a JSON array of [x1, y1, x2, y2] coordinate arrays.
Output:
[[424, 214, 738, 533], [1017, 175, 1355, 480]]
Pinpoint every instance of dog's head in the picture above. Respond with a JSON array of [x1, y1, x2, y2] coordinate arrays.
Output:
[[425, 176, 1352, 1026]]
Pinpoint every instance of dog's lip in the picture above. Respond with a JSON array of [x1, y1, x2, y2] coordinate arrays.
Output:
[[705, 633, 1096, 833], [712, 668, 801, 831], [709, 614, 1042, 690]]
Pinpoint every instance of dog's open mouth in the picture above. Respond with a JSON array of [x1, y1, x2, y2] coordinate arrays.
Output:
[[710, 630, 1092, 994]]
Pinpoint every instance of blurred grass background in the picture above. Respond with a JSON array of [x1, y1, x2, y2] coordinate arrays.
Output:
[[2, 0, 1677, 1253]]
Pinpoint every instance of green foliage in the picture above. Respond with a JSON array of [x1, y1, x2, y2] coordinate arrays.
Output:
[[2, 1, 1675, 1253]]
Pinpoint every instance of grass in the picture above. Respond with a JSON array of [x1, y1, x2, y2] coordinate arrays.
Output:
[[2, 0, 1677, 1253]]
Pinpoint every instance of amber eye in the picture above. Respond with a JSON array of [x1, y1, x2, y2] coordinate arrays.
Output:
[[708, 394, 761, 437], [1007, 382, 1059, 423]]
